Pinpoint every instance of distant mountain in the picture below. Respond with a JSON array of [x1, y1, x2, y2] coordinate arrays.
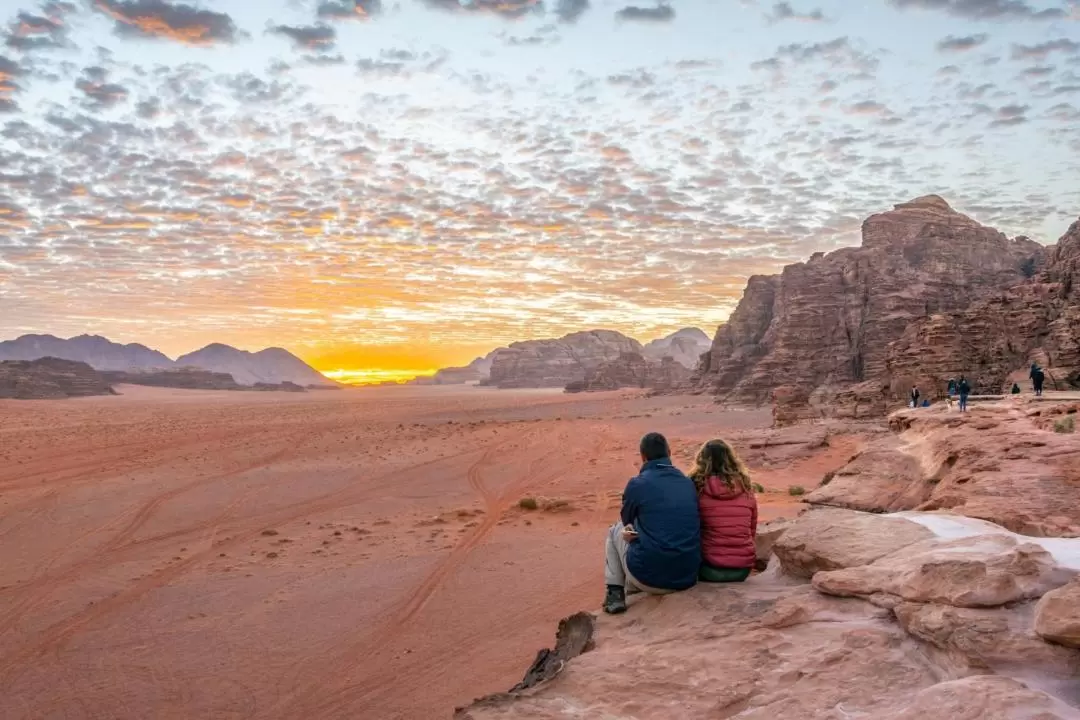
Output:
[[641, 327, 712, 368], [425, 349, 505, 385], [175, 344, 335, 386], [0, 334, 174, 371]]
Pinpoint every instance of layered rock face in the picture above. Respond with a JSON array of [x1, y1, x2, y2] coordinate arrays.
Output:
[[806, 398, 1080, 537], [696, 196, 1045, 408], [459, 508, 1080, 720], [0, 358, 116, 399], [886, 218, 1080, 395], [641, 327, 711, 369], [564, 353, 691, 393], [485, 330, 643, 389]]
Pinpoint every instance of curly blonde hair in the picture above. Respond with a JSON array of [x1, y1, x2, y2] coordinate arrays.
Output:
[[688, 439, 753, 494]]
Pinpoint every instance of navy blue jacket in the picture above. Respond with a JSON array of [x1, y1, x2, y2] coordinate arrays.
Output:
[[621, 458, 701, 591]]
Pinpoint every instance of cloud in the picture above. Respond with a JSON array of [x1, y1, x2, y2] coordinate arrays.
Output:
[[92, 0, 242, 46], [75, 66, 130, 109], [422, 0, 543, 19], [615, 4, 676, 21], [767, 2, 827, 22], [888, 0, 1067, 20], [846, 100, 890, 114], [4, 8, 71, 52], [990, 102, 1029, 125], [268, 23, 336, 50], [772, 37, 880, 73], [1012, 38, 1080, 59], [937, 34, 989, 52], [0, 55, 24, 111], [555, 0, 590, 21], [316, 0, 383, 20]]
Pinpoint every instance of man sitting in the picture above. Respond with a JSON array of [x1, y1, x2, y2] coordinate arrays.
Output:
[[603, 432, 701, 614]]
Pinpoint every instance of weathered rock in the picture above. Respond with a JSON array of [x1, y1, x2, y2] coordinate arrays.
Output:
[[884, 676, 1080, 720], [813, 534, 1071, 608], [641, 327, 710, 369], [772, 508, 934, 579], [0, 357, 116, 399], [696, 196, 1045, 409], [485, 330, 643, 389], [807, 400, 1080, 536], [754, 517, 793, 572], [1035, 580, 1080, 649], [886, 217, 1080, 396], [565, 353, 690, 393]]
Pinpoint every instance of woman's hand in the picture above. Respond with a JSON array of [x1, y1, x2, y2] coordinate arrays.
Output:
[[622, 525, 639, 542]]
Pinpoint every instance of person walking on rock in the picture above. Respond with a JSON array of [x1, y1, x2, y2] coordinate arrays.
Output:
[[958, 376, 971, 413], [1031, 364, 1046, 397], [690, 439, 757, 584], [910, 386, 920, 409], [603, 432, 701, 614]]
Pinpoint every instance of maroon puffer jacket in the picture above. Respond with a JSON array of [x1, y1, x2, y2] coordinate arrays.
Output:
[[698, 477, 758, 569]]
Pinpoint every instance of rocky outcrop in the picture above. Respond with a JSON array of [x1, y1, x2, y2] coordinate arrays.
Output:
[[484, 330, 643, 389], [886, 218, 1080, 396], [426, 351, 502, 385], [175, 344, 334, 386], [1036, 580, 1080, 649], [696, 196, 1046, 411], [0, 334, 173, 370], [0, 358, 116, 399], [806, 399, 1080, 536], [458, 508, 1080, 720], [641, 327, 711, 369], [102, 369, 308, 393], [564, 353, 691, 393]]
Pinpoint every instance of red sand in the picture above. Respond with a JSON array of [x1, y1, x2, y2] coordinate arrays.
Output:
[[0, 385, 845, 719]]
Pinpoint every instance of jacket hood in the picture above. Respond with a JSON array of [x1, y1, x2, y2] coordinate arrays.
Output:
[[703, 475, 747, 500]]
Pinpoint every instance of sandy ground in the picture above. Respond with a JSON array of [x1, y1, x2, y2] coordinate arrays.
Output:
[[0, 385, 857, 719]]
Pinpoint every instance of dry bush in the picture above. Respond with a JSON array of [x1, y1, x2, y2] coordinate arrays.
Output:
[[518, 497, 539, 511], [788, 485, 806, 496]]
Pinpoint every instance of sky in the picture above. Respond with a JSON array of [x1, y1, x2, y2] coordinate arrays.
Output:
[[0, 0, 1079, 383]]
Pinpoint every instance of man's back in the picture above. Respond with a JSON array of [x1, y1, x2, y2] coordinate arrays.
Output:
[[621, 459, 701, 590]]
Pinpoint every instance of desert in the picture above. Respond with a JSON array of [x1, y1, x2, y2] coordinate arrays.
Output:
[[0, 383, 845, 719]]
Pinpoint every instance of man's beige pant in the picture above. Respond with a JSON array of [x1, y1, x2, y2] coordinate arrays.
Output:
[[604, 522, 675, 595]]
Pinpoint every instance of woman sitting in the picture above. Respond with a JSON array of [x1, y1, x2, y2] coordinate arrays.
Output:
[[689, 439, 758, 583]]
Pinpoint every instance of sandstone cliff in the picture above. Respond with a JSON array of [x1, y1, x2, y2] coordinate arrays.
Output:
[[485, 330, 643, 389], [641, 327, 711, 369], [886, 217, 1080, 396], [0, 358, 116, 399], [564, 353, 690, 393], [696, 196, 1046, 410]]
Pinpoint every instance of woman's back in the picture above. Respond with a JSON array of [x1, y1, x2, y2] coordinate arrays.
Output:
[[698, 476, 757, 570]]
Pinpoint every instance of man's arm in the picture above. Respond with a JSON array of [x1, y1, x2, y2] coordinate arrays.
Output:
[[620, 477, 641, 527]]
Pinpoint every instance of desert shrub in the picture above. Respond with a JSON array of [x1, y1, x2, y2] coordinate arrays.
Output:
[[518, 497, 539, 511], [820, 470, 837, 487], [788, 485, 806, 496], [1054, 416, 1075, 434], [751, 482, 765, 494]]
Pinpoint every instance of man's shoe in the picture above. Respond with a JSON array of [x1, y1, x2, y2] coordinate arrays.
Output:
[[603, 585, 627, 614]]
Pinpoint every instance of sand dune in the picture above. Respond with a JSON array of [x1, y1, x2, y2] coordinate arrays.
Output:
[[0, 385, 845, 719]]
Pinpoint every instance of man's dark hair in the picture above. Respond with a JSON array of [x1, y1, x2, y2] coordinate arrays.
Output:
[[639, 432, 670, 462]]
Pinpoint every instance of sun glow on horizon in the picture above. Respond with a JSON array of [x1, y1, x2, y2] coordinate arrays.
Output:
[[322, 368, 438, 385]]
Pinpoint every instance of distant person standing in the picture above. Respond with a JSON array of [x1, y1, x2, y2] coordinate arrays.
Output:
[[910, 386, 920, 408], [958, 376, 971, 413], [1012, 383, 1021, 395], [1031, 364, 1046, 397], [947, 378, 957, 397]]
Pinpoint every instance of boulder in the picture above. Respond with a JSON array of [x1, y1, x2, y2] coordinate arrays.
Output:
[[754, 517, 792, 571], [1035, 580, 1080, 649], [884, 676, 1080, 720], [772, 508, 934, 579], [813, 534, 1072, 608]]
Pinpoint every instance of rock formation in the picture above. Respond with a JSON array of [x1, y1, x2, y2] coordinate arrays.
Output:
[[806, 399, 1080, 536], [695, 196, 1047, 413], [0, 334, 173, 370], [458, 508, 1080, 720], [425, 351, 503, 385], [101, 369, 309, 392], [886, 217, 1080, 396], [0, 358, 116, 399], [484, 330, 643, 389], [641, 327, 711, 369], [564, 353, 691, 393], [174, 344, 334, 386]]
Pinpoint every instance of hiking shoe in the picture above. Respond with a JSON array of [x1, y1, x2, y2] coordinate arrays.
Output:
[[603, 585, 627, 615]]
